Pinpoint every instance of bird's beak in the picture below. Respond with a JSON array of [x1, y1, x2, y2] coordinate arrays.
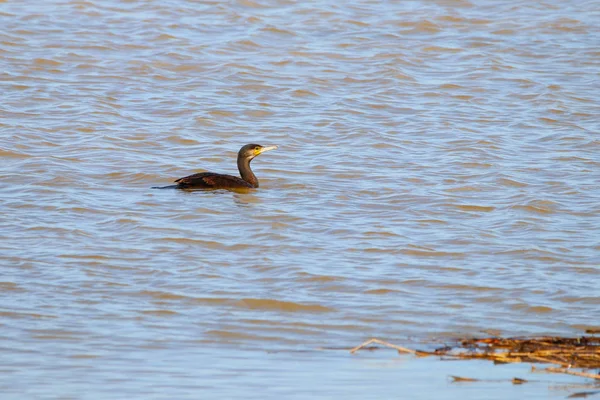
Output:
[[258, 145, 278, 154]]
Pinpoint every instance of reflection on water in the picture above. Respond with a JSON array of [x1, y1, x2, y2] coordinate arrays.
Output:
[[1, 0, 599, 398]]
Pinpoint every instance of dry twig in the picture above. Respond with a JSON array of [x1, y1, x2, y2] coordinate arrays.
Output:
[[545, 368, 600, 381], [349, 338, 416, 354]]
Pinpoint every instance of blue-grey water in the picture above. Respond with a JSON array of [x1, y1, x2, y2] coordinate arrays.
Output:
[[1, 0, 599, 398]]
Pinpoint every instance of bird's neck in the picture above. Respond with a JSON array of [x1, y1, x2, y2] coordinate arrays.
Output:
[[238, 157, 258, 188]]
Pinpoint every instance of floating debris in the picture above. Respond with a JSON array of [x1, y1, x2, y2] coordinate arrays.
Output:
[[350, 335, 600, 381]]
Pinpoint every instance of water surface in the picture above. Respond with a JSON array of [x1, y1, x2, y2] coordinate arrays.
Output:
[[1, 0, 599, 398]]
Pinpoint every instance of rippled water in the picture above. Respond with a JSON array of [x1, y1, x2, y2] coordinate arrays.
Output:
[[1, 0, 599, 398]]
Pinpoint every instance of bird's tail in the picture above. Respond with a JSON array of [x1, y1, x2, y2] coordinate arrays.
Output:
[[151, 185, 179, 189]]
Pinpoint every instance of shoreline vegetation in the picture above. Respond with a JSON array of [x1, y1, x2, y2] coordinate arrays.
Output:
[[349, 332, 600, 397]]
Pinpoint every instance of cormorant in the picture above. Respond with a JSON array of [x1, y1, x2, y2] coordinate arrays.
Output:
[[159, 144, 277, 190]]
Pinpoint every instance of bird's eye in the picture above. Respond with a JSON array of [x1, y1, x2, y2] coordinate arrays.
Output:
[[255, 146, 260, 150]]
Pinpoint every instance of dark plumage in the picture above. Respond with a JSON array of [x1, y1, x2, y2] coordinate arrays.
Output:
[[169, 144, 277, 190]]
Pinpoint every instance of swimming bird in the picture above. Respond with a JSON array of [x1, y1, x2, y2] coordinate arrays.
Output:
[[162, 144, 277, 190]]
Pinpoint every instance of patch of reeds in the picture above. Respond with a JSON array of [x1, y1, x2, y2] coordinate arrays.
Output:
[[350, 334, 600, 382]]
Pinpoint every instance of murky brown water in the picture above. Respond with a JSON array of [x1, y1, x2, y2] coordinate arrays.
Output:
[[1, 0, 599, 398]]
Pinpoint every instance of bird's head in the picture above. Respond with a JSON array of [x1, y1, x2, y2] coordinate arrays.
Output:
[[239, 143, 278, 160]]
